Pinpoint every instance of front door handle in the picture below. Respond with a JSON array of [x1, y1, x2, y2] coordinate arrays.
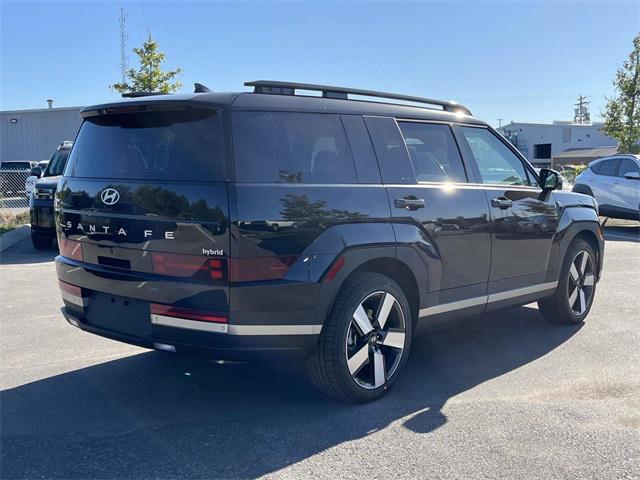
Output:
[[491, 197, 513, 209], [394, 197, 425, 210]]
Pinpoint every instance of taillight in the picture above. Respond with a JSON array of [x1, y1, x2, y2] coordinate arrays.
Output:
[[151, 253, 225, 280], [59, 280, 82, 297], [150, 303, 227, 323], [228, 256, 297, 282], [59, 238, 83, 261]]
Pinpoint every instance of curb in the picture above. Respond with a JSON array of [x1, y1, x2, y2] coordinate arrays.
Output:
[[0, 225, 30, 253]]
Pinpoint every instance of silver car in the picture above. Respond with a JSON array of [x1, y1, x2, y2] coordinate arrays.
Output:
[[573, 155, 640, 221]]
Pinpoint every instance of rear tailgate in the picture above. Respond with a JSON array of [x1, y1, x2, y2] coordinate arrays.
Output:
[[56, 104, 231, 313]]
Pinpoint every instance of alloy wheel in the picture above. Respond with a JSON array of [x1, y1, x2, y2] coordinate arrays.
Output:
[[345, 291, 406, 389], [567, 249, 595, 316]]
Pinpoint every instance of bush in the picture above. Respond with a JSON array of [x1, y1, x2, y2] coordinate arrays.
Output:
[[0, 210, 30, 235]]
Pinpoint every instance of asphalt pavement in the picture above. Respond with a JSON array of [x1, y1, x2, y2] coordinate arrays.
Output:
[[1, 223, 639, 479]]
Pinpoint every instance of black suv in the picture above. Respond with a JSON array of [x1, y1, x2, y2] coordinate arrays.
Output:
[[55, 81, 603, 402], [30, 141, 73, 249]]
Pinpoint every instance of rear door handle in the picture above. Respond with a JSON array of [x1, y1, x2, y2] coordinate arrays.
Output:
[[394, 198, 425, 210], [491, 197, 513, 209]]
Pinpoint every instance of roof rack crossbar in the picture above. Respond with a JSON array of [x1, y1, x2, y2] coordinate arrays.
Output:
[[244, 80, 471, 115]]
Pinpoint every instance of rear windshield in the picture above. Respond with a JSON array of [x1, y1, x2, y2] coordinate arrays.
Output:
[[64, 108, 225, 181], [45, 148, 70, 176]]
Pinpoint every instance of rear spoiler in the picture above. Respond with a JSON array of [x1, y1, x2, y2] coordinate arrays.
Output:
[[80, 99, 219, 119]]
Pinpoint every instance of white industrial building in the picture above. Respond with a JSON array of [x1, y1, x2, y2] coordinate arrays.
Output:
[[497, 121, 617, 168], [1, 106, 82, 163]]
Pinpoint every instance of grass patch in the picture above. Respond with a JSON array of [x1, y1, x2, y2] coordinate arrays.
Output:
[[0, 210, 30, 235]]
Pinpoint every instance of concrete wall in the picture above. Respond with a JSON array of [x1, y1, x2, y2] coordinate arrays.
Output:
[[498, 122, 617, 167], [1, 107, 82, 162]]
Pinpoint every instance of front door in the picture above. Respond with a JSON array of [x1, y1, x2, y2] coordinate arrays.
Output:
[[454, 126, 559, 287]]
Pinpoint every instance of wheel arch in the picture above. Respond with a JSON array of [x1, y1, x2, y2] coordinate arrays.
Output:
[[550, 206, 604, 281], [572, 183, 594, 197], [316, 248, 422, 333]]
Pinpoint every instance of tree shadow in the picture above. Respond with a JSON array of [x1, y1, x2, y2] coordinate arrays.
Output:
[[1, 305, 580, 479]]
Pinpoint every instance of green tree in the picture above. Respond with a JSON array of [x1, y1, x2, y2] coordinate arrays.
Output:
[[110, 33, 182, 94], [602, 33, 640, 153]]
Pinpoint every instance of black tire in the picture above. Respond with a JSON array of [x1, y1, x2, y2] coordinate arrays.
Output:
[[307, 272, 413, 403], [31, 231, 52, 250], [538, 238, 597, 325]]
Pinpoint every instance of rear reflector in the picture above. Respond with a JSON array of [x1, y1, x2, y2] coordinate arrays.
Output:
[[150, 303, 227, 324], [59, 238, 83, 261], [228, 256, 297, 282], [59, 280, 87, 307], [151, 253, 225, 280], [324, 256, 345, 282]]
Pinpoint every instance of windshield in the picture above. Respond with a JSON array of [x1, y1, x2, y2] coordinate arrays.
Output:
[[64, 108, 226, 181], [44, 149, 70, 176]]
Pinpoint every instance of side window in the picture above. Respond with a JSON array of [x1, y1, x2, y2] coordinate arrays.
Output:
[[618, 158, 640, 177], [398, 122, 467, 183], [232, 112, 357, 183], [597, 159, 620, 176], [363, 116, 415, 184], [459, 127, 531, 186]]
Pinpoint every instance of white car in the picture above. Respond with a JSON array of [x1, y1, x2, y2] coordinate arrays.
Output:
[[25, 161, 49, 196], [573, 155, 640, 220]]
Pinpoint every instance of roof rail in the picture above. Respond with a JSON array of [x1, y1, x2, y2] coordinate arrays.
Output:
[[244, 80, 472, 116]]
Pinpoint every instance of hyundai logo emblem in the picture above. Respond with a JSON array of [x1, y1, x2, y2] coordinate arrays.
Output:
[[101, 188, 120, 206]]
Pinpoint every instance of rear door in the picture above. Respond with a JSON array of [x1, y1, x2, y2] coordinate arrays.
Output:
[[57, 104, 231, 311], [612, 158, 640, 213], [365, 116, 492, 308], [454, 126, 559, 289], [590, 158, 620, 208]]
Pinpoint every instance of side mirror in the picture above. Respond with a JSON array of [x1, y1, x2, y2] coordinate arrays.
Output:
[[624, 171, 640, 180], [30, 166, 43, 178], [538, 168, 562, 191]]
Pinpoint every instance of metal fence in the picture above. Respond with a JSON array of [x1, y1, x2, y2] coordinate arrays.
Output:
[[0, 169, 31, 217]]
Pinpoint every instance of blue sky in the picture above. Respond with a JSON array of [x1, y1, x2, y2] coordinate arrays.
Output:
[[1, 0, 638, 126]]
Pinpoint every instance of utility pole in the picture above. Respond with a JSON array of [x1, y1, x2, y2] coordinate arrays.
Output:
[[498, 118, 504, 128], [119, 6, 128, 84], [574, 95, 591, 124]]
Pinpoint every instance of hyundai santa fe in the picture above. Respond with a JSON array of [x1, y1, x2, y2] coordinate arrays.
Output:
[[55, 81, 604, 402]]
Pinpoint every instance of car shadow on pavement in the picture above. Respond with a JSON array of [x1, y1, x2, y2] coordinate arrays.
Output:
[[603, 224, 639, 243], [0, 305, 580, 479], [0, 240, 58, 265]]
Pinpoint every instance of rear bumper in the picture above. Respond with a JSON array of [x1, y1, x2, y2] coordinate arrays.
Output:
[[56, 256, 321, 359], [62, 307, 318, 360]]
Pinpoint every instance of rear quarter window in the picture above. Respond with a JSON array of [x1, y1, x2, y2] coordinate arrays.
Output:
[[65, 108, 226, 181], [594, 159, 619, 176], [232, 112, 357, 184]]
